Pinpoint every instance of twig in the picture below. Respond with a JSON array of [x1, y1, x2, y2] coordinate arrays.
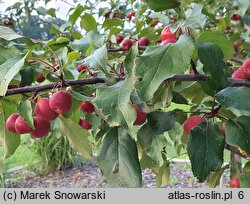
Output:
[[225, 144, 250, 161], [5, 78, 106, 96]]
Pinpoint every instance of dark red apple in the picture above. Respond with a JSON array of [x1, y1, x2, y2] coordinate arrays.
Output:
[[232, 14, 241, 21], [49, 91, 72, 114], [80, 101, 95, 113], [34, 98, 59, 120], [121, 39, 133, 51], [77, 64, 88, 73], [15, 116, 33, 134], [116, 35, 124, 44], [183, 115, 205, 134], [31, 116, 50, 138], [36, 73, 45, 83], [79, 118, 92, 130], [138, 37, 150, 46], [6, 113, 20, 133]]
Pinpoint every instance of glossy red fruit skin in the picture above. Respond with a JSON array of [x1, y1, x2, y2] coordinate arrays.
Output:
[[232, 68, 250, 79], [232, 14, 241, 21], [116, 35, 124, 44], [79, 119, 92, 130], [230, 178, 240, 188], [31, 116, 50, 138], [34, 98, 59, 121], [6, 113, 20, 133], [36, 73, 45, 83], [242, 59, 250, 75], [49, 91, 72, 114], [138, 37, 150, 46], [133, 104, 147, 125], [121, 39, 133, 51], [4, 21, 14, 26], [161, 38, 177, 46], [183, 115, 205, 135], [15, 116, 33, 134], [80, 101, 95, 113], [77, 64, 88, 73], [161, 25, 177, 41]]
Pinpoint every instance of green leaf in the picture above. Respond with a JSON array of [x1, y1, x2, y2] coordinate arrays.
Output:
[[20, 67, 34, 86], [124, 44, 139, 76], [102, 18, 124, 29], [187, 121, 225, 182], [0, 26, 24, 41], [156, 162, 170, 187], [216, 87, 250, 116], [69, 4, 85, 29], [82, 44, 108, 74], [0, 97, 21, 158], [240, 172, 250, 187], [70, 90, 93, 101], [0, 54, 28, 96], [94, 78, 136, 130], [175, 4, 207, 30], [97, 127, 142, 187], [226, 116, 250, 155], [207, 165, 229, 187], [138, 111, 176, 165], [70, 31, 105, 53], [196, 42, 227, 95], [61, 51, 81, 70], [58, 117, 92, 160], [240, 162, 250, 187], [152, 82, 173, 108], [0, 46, 19, 64], [149, 12, 169, 24], [239, 0, 250, 16], [47, 8, 56, 18], [135, 35, 194, 101], [144, 0, 180, 11], [197, 31, 234, 60], [18, 100, 34, 129], [80, 13, 98, 32]]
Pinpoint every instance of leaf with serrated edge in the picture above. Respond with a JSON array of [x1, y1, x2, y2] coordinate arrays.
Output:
[[135, 35, 194, 101], [187, 121, 224, 182], [58, 117, 92, 160], [94, 77, 136, 130], [226, 116, 250, 155], [0, 54, 28, 96], [216, 87, 250, 116], [97, 127, 142, 187]]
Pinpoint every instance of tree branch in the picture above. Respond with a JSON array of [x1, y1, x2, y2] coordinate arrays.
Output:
[[225, 144, 250, 161], [5, 78, 106, 96], [5, 74, 250, 96]]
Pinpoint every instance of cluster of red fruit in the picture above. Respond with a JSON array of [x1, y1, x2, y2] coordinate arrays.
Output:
[[6, 91, 72, 138], [78, 101, 95, 130], [231, 59, 250, 80], [116, 35, 150, 51]]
